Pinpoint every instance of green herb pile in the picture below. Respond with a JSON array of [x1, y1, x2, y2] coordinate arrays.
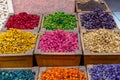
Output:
[[43, 12, 77, 30]]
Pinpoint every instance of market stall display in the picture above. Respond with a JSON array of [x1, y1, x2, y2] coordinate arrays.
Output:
[[0, 0, 120, 78]]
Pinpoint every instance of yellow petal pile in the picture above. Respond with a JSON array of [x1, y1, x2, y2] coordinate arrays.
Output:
[[0, 28, 36, 54]]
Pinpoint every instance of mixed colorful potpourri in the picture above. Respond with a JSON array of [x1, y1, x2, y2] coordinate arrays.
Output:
[[38, 30, 78, 52], [44, 12, 77, 30], [0, 28, 36, 54], [40, 67, 87, 80], [0, 69, 35, 80], [5, 12, 40, 29], [80, 9, 116, 29], [89, 64, 120, 80]]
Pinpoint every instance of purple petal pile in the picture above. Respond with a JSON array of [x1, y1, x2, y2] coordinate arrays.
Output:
[[80, 9, 116, 29], [38, 30, 78, 52], [89, 64, 120, 80]]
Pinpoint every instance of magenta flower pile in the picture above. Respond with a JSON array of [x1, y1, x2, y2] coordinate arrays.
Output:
[[38, 30, 78, 52]]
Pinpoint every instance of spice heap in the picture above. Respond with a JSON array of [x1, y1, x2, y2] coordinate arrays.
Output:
[[38, 30, 78, 52], [0, 28, 36, 54], [83, 29, 120, 53], [5, 12, 40, 29], [89, 64, 120, 80], [77, 0, 107, 11], [40, 67, 87, 80], [80, 9, 116, 29], [44, 12, 76, 30], [0, 0, 9, 30], [0, 69, 35, 80]]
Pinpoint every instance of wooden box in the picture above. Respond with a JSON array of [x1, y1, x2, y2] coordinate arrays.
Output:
[[0, 67, 39, 80], [0, 30, 37, 68], [38, 66, 87, 79], [81, 30, 120, 65], [34, 30, 82, 67], [1, 14, 42, 34], [76, 0, 111, 13], [40, 13, 79, 32]]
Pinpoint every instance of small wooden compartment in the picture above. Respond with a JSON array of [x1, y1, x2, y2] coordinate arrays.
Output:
[[40, 13, 79, 32], [34, 30, 82, 67], [0, 67, 39, 80], [76, 0, 111, 13], [0, 30, 37, 68], [38, 66, 87, 79], [81, 30, 120, 65], [1, 14, 42, 34]]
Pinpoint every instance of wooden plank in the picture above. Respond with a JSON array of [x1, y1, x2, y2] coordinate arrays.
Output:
[[0, 56, 33, 68], [35, 55, 81, 67]]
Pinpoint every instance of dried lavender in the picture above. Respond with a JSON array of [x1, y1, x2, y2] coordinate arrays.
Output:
[[89, 64, 120, 80]]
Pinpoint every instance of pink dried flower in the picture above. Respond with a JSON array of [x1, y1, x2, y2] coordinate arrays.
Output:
[[38, 30, 78, 53]]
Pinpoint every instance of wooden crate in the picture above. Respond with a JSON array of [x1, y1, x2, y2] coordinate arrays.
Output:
[[76, 0, 111, 13], [0, 67, 39, 80], [81, 30, 120, 65], [40, 13, 79, 32], [78, 13, 119, 32], [38, 66, 87, 79], [0, 30, 37, 67], [34, 30, 82, 67], [1, 14, 42, 34]]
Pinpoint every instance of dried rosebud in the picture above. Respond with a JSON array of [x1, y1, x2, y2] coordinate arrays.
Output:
[[38, 30, 78, 53], [5, 12, 40, 29]]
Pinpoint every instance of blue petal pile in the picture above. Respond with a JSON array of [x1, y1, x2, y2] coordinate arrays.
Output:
[[89, 64, 120, 80], [0, 69, 35, 80], [80, 9, 116, 29]]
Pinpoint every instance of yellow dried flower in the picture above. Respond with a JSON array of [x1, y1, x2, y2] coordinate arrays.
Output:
[[0, 28, 36, 54]]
